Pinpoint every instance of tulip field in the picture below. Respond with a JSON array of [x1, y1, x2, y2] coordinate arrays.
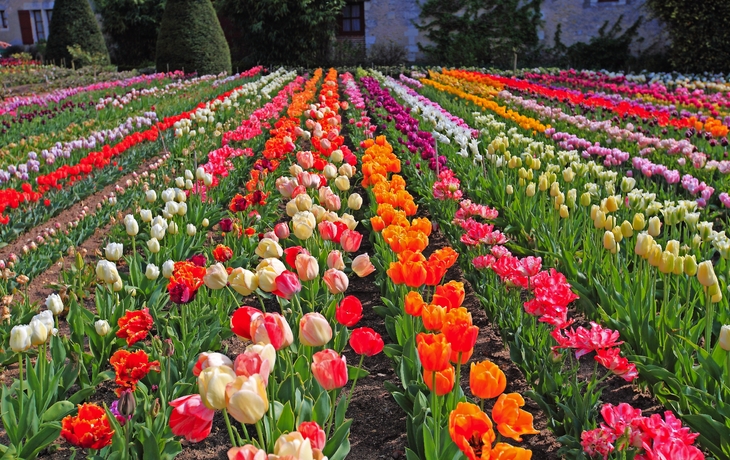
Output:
[[0, 65, 728, 460]]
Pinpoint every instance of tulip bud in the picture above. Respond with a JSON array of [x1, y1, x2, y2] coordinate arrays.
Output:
[[697, 260, 718, 287], [204, 263, 229, 290], [9, 325, 32, 353], [202, 218, 210, 228], [327, 250, 345, 270], [95, 319, 110, 336], [146, 264, 160, 280], [299, 313, 333, 347], [255, 238, 283, 259], [118, 390, 136, 417], [666, 240, 680, 257], [150, 223, 166, 240], [162, 260, 175, 278], [719, 325, 730, 351], [620, 220, 633, 238], [673, 256, 685, 276], [45, 293, 64, 316], [352, 253, 376, 277], [580, 192, 591, 207], [229, 268, 259, 295], [125, 217, 139, 236], [274, 223, 290, 239], [331, 149, 344, 163], [593, 210, 606, 229], [635, 233, 653, 257], [334, 176, 350, 191], [647, 216, 662, 237], [105, 242, 123, 261], [648, 244, 663, 267], [526, 182, 536, 197], [603, 231, 618, 254], [347, 193, 363, 210], [684, 255, 697, 277], [633, 213, 646, 231], [140, 209, 153, 223], [611, 226, 623, 243], [146, 190, 157, 203], [147, 238, 160, 253], [658, 251, 675, 274], [198, 365, 237, 410], [186, 224, 197, 237]]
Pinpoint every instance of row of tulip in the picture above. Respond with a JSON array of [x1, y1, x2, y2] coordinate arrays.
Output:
[[408, 71, 730, 458], [0, 68, 266, 241], [373, 72, 707, 459], [356, 73, 542, 460], [419, 70, 728, 209], [0, 67, 303, 458]]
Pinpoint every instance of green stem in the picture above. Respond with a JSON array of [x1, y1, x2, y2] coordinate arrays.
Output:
[[451, 352, 462, 411], [222, 408, 237, 448], [125, 421, 132, 460], [255, 419, 266, 450], [345, 354, 365, 410], [226, 286, 240, 309], [325, 389, 337, 438], [705, 291, 714, 353], [432, 371, 440, 454], [258, 294, 267, 312], [17, 355, 23, 424]]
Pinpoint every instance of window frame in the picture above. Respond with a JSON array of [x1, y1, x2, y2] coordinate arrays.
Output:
[[32, 9, 45, 41], [337, 2, 365, 36], [46, 9, 52, 24], [0, 10, 8, 29]]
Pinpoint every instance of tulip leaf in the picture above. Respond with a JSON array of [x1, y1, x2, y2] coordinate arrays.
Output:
[[312, 393, 330, 425], [41, 401, 74, 423], [422, 424, 436, 460], [276, 402, 295, 433], [18, 422, 61, 460], [322, 419, 352, 457], [405, 447, 422, 460], [327, 437, 351, 460], [346, 365, 368, 380]]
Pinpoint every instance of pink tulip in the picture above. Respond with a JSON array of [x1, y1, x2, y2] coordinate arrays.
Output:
[[311, 349, 348, 390], [299, 313, 333, 347], [227, 445, 267, 460], [169, 395, 215, 442], [233, 351, 272, 385], [273, 270, 301, 300], [340, 230, 363, 253], [323, 268, 349, 294], [250, 312, 293, 350], [295, 254, 320, 281], [192, 352, 233, 376], [351, 253, 375, 277], [299, 421, 326, 450], [318, 221, 338, 241], [327, 250, 345, 270], [297, 151, 315, 169], [274, 223, 290, 240]]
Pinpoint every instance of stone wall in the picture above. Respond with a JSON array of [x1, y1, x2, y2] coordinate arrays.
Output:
[[539, 0, 668, 53], [364, 0, 431, 62]]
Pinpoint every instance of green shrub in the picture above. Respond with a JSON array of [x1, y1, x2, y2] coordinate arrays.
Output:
[[45, 0, 110, 67], [156, 0, 231, 75]]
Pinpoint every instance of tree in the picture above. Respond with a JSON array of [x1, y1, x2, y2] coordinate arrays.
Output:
[[45, 0, 110, 67], [214, 0, 345, 67], [97, 0, 166, 68], [644, 0, 730, 73], [416, 0, 542, 68], [156, 0, 231, 75]]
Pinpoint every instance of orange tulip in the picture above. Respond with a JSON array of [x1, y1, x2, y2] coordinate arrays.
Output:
[[422, 303, 446, 331], [430, 247, 459, 269], [410, 218, 433, 236], [424, 366, 455, 396], [404, 291, 425, 317], [470, 360, 507, 400], [490, 443, 533, 460], [491, 393, 540, 442], [370, 216, 385, 232], [449, 402, 496, 460], [443, 307, 479, 354], [432, 281, 465, 310], [416, 333, 451, 372], [424, 260, 448, 286]]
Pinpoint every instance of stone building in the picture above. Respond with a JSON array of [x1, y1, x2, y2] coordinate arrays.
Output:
[[337, 0, 667, 62], [0, 0, 55, 47]]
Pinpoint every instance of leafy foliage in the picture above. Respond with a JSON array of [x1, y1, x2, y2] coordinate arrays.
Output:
[[416, 0, 542, 67], [45, 0, 110, 67], [155, 0, 231, 75], [96, 0, 166, 68], [214, 0, 345, 66], [645, 0, 730, 73], [564, 16, 643, 71]]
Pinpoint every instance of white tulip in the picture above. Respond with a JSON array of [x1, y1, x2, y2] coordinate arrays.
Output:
[[145, 190, 157, 203], [187, 224, 197, 237], [151, 224, 166, 240], [146, 264, 160, 280], [162, 260, 175, 278], [105, 243, 123, 261], [147, 238, 160, 253], [95, 320, 110, 336], [45, 293, 64, 316]]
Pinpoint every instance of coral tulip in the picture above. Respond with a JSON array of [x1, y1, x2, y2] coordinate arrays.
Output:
[[422, 303, 446, 331], [250, 312, 294, 350], [326, 250, 346, 270], [311, 349, 348, 390], [340, 229, 363, 252], [424, 366, 455, 396], [233, 351, 272, 385], [404, 291, 425, 317], [351, 253, 376, 277], [416, 333, 452, 372], [169, 395, 215, 443], [323, 268, 349, 294], [296, 254, 320, 282], [299, 421, 326, 450], [227, 445, 268, 460]]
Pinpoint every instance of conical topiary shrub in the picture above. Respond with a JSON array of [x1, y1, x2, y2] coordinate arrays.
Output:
[[155, 0, 231, 75], [45, 0, 110, 67]]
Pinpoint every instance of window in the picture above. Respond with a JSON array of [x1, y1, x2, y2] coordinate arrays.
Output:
[[338, 2, 364, 36], [46, 9, 52, 24], [33, 10, 45, 40], [0, 10, 7, 29]]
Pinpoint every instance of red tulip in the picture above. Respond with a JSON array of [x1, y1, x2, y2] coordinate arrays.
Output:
[[250, 312, 294, 350], [284, 246, 308, 269], [349, 327, 384, 356], [311, 349, 348, 390], [169, 394, 215, 443], [340, 230, 363, 253], [336, 295, 362, 327], [318, 221, 338, 241], [230, 306, 263, 340]]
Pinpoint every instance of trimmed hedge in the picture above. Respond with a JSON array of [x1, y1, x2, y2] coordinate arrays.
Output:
[[46, 0, 110, 67], [156, 0, 231, 75]]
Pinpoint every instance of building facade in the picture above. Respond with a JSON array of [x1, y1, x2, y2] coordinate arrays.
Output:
[[338, 0, 667, 62], [0, 0, 54, 47]]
